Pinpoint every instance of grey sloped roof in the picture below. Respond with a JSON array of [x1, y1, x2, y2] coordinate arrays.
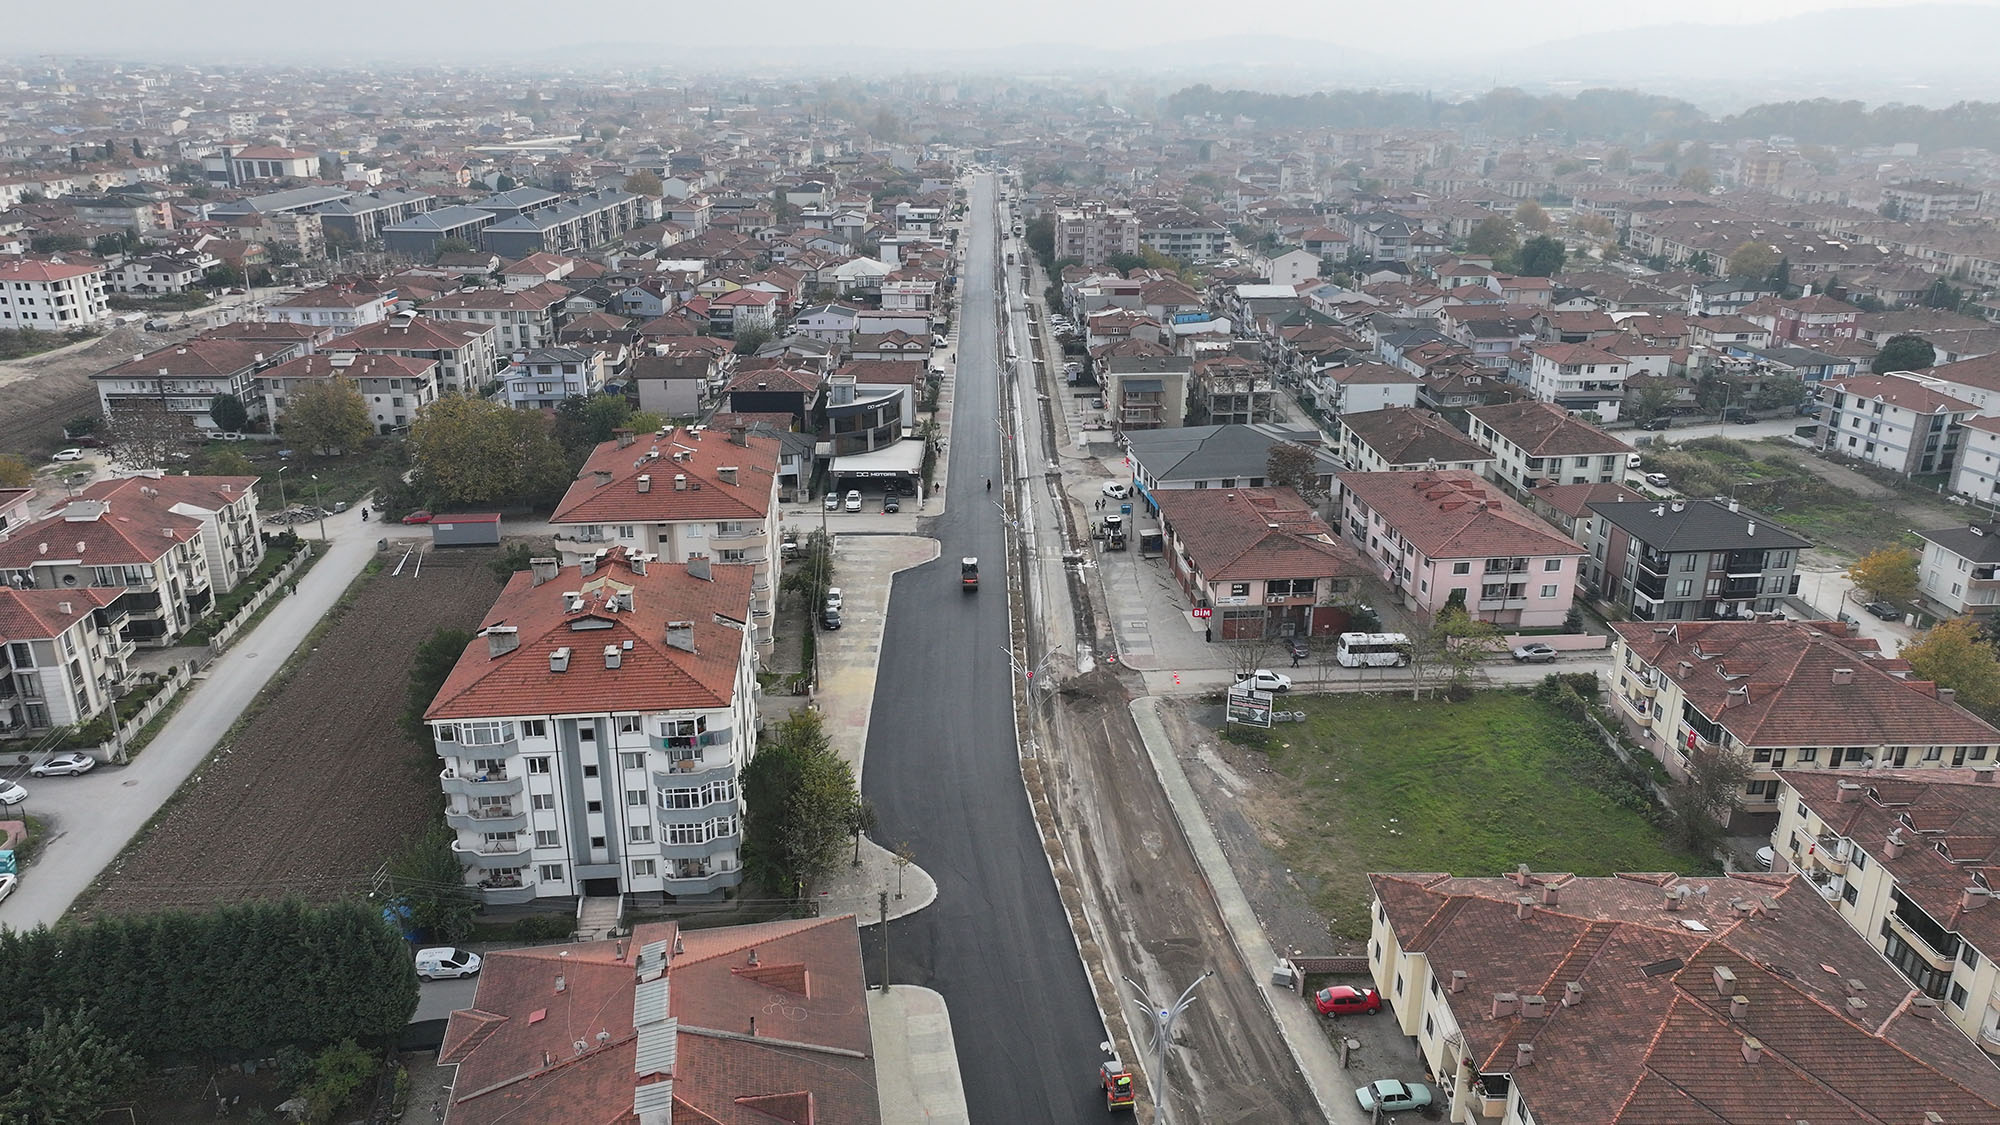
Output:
[[383, 205, 493, 233], [313, 188, 434, 215], [207, 185, 351, 217], [1126, 422, 1336, 482], [1586, 498, 1810, 552], [1918, 523, 2000, 564]]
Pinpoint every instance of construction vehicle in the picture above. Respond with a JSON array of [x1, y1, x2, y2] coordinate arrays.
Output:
[[961, 557, 979, 590], [1100, 1055, 1135, 1111], [1102, 513, 1127, 551]]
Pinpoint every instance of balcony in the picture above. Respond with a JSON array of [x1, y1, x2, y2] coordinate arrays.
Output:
[[1718, 579, 1762, 600], [1626, 670, 1658, 698], [445, 804, 527, 833], [451, 837, 530, 869], [1809, 836, 1850, 873], [652, 760, 735, 789], [1884, 913, 1956, 972], [662, 870, 742, 895], [653, 728, 732, 754], [479, 884, 539, 906], [711, 526, 768, 547], [1634, 573, 1668, 600], [1979, 1027, 2000, 1058], [659, 831, 741, 860], [438, 769, 524, 798]]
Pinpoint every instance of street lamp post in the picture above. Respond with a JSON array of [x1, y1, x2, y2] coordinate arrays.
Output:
[[1123, 970, 1214, 1125], [310, 473, 326, 542], [275, 464, 287, 510]]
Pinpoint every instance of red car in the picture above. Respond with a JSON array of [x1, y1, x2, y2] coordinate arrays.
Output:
[[1315, 985, 1382, 1017], [401, 510, 434, 524]]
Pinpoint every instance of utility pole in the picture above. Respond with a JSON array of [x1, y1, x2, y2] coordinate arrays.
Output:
[[878, 890, 890, 991]]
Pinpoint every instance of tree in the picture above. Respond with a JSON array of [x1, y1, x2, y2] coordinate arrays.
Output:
[[553, 393, 632, 458], [1409, 606, 1500, 700], [781, 529, 835, 613], [203, 263, 245, 289], [1872, 333, 1937, 374], [285, 380, 373, 455], [1678, 166, 1713, 192], [1024, 216, 1055, 264], [386, 825, 479, 944], [431, 237, 474, 261], [208, 391, 250, 434], [409, 396, 570, 507], [1726, 240, 1777, 280], [0, 1005, 140, 1123], [494, 174, 517, 192], [740, 710, 862, 898], [1846, 545, 1919, 604], [1922, 277, 1964, 312], [1512, 200, 1551, 233], [1514, 235, 1566, 277], [1265, 441, 1328, 503], [1902, 618, 2000, 721], [404, 627, 474, 737], [0, 457, 30, 489], [1663, 742, 1752, 855], [732, 326, 773, 355], [295, 1039, 377, 1125], [1625, 383, 1680, 427], [1465, 216, 1519, 259], [623, 170, 664, 197], [104, 399, 193, 470], [198, 448, 255, 477]]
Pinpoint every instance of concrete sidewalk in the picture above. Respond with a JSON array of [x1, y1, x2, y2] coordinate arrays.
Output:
[[869, 987, 971, 1125]]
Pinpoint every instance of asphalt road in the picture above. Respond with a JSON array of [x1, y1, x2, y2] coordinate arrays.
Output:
[[861, 176, 1107, 1121]]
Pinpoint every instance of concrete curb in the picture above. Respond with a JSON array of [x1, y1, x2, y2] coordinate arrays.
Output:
[[1128, 694, 1345, 1123]]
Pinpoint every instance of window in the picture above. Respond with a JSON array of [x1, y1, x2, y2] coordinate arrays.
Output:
[[620, 752, 645, 771], [578, 726, 595, 741], [632, 859, 656, 878], [586, 800, 602, 814], [522, 719, 547, 738], [1394, 973, 1404, 996], [1842, 883, 1859, 906], [1850, 850, 1866, 872], [434, 724, 457, 742], [1963, 945, 1981, 970], [1540, 585, 1558, 598], [1796, 747, 1817, 763], [532, 794, 555, 810], [1230, 583, 1250, 598], [626, 789, 647, 806], [535, 830, 558, 847], [590, 835, 606, 849], [527, 757, 551, 774], [539, 864, 565, 883], [1950, 983, 1969, 1009], [1544, 558, 1562, 571], [618, 716, 641, 734], [582, 763, 599, 778], [1451, 561, 1470, 575]]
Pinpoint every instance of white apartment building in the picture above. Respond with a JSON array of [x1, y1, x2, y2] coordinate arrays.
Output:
[[1524, 343, 1631, 423], [257, 352, 440, 435], [1055, 205, 1139, 265], [265, 283, 393, 331], [1916, 520, 2000, 619], [0, 258, 109, 328], [1465, 400, 1633, 493], [1817, 372, 1974, 477], [0, 588, 134, 735], [425, 548, 759, 906], [0, 496, 215, 647], [499, 347, 608, 411]]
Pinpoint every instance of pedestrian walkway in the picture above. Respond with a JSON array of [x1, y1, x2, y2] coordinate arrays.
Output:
[[869, 986, 971, 1125], [1127, 695, 1351, 1123], [814, 535, 939, 780]]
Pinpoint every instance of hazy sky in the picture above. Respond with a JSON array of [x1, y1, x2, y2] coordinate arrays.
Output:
[[9, 0, 1993, 57]]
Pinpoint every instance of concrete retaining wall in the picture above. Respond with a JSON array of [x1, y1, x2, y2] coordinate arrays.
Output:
[[206, 545, 314, 652]]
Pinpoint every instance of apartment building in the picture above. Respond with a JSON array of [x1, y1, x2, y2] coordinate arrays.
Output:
[[1055, 204, 1139, 265], [1817, 372, 1973, 476], [203, 144, 317, 185], [1882, 180, 1984, 222], [311, 188, 436, 244], [421, 283, 570, 353], [1367, 870, 2000, 1125], [1336, 406, 1494, 475], [86, 474, 264, 598], [499, 347, 608, 411], [424, 548, 758, 906], [1466, 400, 1634, 493], [1586, 498, 1808, 621], [1102, 355, 1192, 432], [1337, 470, 1584, 628], [1192, 356, 1278, 425], [1772, 770, 2000, 1055], [1307, 362, 1421, 418], [258, 351, 439, 434], [109, 252, 215, 295], [0, 496, 216, 647], [476, 189, 654, 258], [550, 426, 782, 659], [381, 205, 497, 259], [1524, 342, 1632, 422], [93, 339, 299, 432], [1151, 487, 1366, 640], [1916, 521, 2000, 618], [265, 283, 394, 332], [0, 587, 133, 735], [1608, 619, 2000, 819], [0, 257, 109, 328], [1139, 210, 1228, 261], [324, 313, 500, 395]]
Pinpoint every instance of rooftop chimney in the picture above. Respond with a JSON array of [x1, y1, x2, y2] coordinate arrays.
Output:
[[1836, 781, 1863, 803], [1886, 830, 1907, 859], [729, 423, 748, 447], [549, 646, 571, 673], [717, 466, 738, 486], [687, 556, 711, 582], [1516, 896, 1536, 921], [1490, 992, 1519, 1019], [1831, 667, 1854, 686], [1512, 863, 1532, 887], [1939, 687, 1957, 706], [674, 473, 687, 491], [637, 474, 651, 493], [1741, 1036, 1763, 1064], [1911, 995, 1941, 1021], [1541, 885, 1560, 906], [1563, 981, 1585, 1008], [593, 470, 614, 488], [1520, 994, 1548, 1019], [530, 557, 561, 586], [604, 643, 621, 670], [665, 621, 695, 653], [1730, 994, 1750, 1020], [615, 428, 635, 449], [1515, 1043, 1534, 1068], [484, 626, 520, 658], [1713, 966, 1737, 998], [1963, 887, 1990, 912], [1449, 969, 1468, 993]]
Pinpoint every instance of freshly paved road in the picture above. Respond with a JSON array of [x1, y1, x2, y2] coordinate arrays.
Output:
[[861, 175, 1106, 1121]]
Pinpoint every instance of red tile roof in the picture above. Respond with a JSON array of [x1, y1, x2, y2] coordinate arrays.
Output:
[[1152, 487, 1364, 582], [423, 282, 571, 312], [99, 339, 274, 378], [440, 917, 879, 1125], [1371, 871, 2000, 1125], [0, 258, 101, 282], [1468, 400, 1634, 457], [0, 496, 203, 568], [426, 547, 751, 720], [0, 587, 118, 642], [1612, 619, 2000, 748], [551, 428, 780, 528], [261, 352, 436, 382], [1338, 470, 1583, 560], [327, 317, 496, 352]]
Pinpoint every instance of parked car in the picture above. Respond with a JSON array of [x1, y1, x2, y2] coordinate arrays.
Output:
[[843, 489, 863, 513], [820, 607, 843, 630], [932, 334, 948, 348], [1756, 845, 1776, 870], [1314, 985, 1382, 1017], [1287, 637, 1311, 661], [1512, 642, 1558, 664], [30, 752, 96, 777], [1640, 416, 1673, 431], [0, 872, 15, 904], [52, 448, 85, 462], [824, 588, 843, 612], [1355, 1079, 1433, 1114], [1643, 472, 1672, 489], [1235, 669, 1292, 693], [0, 779, 26, 805], [824, 492, 840, 511], [781, 534, 800, 559], [1864, 601, 1902, 620], [402, 510, 434, 524], [882, 496, 900, 513], [415, 947, 481, 980], [1102, 481, 1130, 500]]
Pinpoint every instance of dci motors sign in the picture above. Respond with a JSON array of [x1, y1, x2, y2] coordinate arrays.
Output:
[[1226, 685, 1272, 728]]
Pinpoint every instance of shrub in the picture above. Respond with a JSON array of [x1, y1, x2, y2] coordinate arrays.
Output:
[[510, 914, 577, 941]]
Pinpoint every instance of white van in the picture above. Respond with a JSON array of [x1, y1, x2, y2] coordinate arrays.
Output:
[[415, 946, 482, 980]]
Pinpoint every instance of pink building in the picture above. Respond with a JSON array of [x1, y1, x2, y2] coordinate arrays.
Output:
[[1338, 470, 1585, 627]]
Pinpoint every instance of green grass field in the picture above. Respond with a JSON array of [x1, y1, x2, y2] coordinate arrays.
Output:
[[1261, 691, 1705, 940]]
